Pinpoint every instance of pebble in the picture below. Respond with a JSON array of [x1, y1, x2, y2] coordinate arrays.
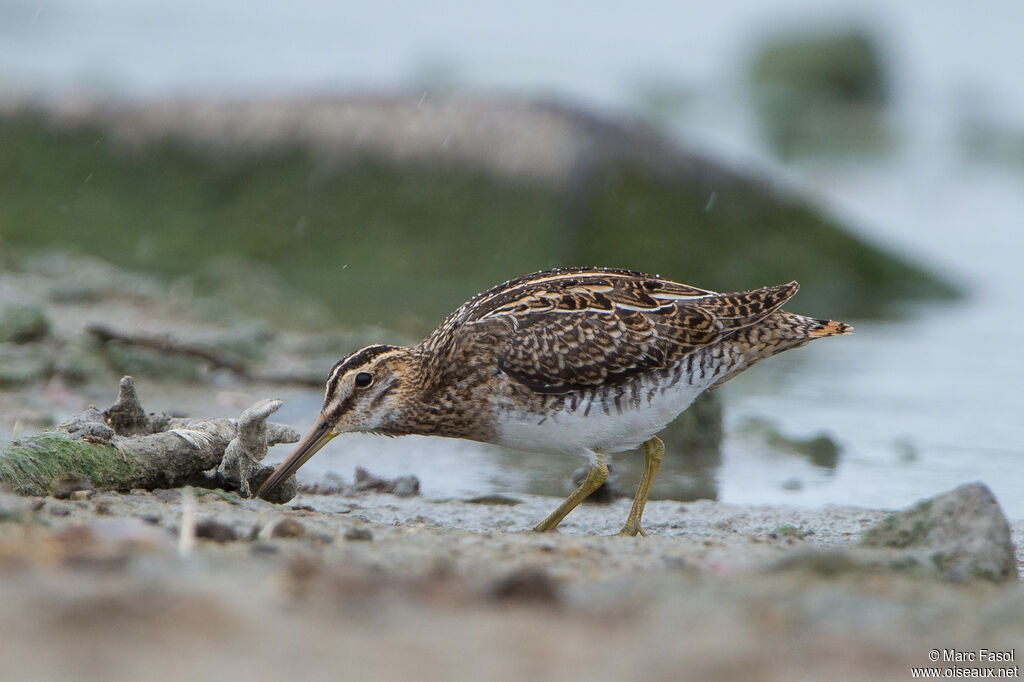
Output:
[[271, 518, 307, 539], [344, 527, 373, 542], [490, 568, 560, 605], [152, 489, 182, 503], [195, 519, 238, 543], [0, 303, 50, 343], [49, 475, 94, 500]]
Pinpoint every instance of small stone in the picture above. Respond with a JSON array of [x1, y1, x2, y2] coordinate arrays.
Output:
[[771, 524, 813, 540], [0, 303, 51, 343], [69, 490, 93, 501], [343, 526, 373, 541], [195, 519, 238, 543], [54, 339, 109, 385], [309, 532, 334, 545], [392, 476, 420, 497], [50, 475, 94, 500], [271, 518, 307, 539], [0, 343, 53, 386], [152, 489, 182, 503], [490, 568, 560, 605], [352, 467, 421, 497], [49, 505, 72, 517], [464, 494, 523, 506]]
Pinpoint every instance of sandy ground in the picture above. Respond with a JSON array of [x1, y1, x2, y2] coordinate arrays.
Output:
[[3, 251, 1021, 681], [2, 487, 1022, 682]]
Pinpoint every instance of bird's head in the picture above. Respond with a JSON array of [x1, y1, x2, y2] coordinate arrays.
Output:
[[256, 344, 419, 499]]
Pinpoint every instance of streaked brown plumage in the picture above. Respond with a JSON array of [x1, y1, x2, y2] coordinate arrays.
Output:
[[258, 267, 852, 535]]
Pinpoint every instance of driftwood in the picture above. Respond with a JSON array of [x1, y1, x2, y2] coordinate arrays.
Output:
[[87, 324, 249, 376], [86, 323, 326, 386], [0, 376, 300, 502]]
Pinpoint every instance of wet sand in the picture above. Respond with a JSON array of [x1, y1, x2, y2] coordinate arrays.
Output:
[[2, 486, 1022, 682]]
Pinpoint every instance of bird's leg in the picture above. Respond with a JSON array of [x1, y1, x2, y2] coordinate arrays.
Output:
[[533, 454, 608, 532], [618, 436, 665, 537]]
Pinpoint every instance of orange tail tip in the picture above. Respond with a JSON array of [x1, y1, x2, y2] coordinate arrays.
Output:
[[809, 319, 854, 337]]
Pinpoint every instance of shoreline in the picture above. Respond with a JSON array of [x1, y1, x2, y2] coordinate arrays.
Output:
[[2, 485, 1022, 681]]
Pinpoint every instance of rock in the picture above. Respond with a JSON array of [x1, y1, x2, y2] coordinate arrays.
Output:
[[771, 525, 813, 540], [353, 467, 421, 497], [300, 472, 349, 496], [490, 568, 560, 605], [100, 344, 206, 382], [270, 518, 306, 539], [343, 527, 373, 542], [0, 303, 50, 343], [861, 482, 1017, 582], [749, 28, 890, 158], [53, 339, 109, 385], [0, 343, 52, 386], [152, 489, 182, 503], [392, 476, 420, 498], [0, 491, 32, 522], [50, 475, 94, 500], [463, 494, 523, 506], [249, 466, 300, 504], [739, 417, 841, 469], [194, 519, 238, 543]]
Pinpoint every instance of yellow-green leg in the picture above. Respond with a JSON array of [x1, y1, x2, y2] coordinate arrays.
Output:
[[618, 436, 665, 537], [533, 454, 608, 532]]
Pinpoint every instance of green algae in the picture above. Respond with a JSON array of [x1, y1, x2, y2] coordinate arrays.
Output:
[[0, 112, 953, 334], [0, 433, 138, 496]]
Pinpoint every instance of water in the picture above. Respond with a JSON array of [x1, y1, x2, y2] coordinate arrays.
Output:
[[4, 0, 1023, 516]]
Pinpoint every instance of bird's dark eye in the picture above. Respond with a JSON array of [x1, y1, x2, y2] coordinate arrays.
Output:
[[354, 372, 373, 388]]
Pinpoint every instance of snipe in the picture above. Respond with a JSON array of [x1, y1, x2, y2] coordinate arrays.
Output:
[[257, 267, 852, 535]]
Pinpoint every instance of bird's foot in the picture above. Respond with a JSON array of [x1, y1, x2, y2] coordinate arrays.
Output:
[[616, 520, 647, 537]]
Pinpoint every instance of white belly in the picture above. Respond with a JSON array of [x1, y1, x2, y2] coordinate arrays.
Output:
[[492, 379, 706, 456]]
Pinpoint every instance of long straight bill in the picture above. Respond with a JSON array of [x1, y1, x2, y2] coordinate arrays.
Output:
[[256, 416, 336, 499]]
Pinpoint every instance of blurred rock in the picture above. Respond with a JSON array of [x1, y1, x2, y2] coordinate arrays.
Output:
[[0, 343, 52, 386], [861, 482, 1017, 582], [195, 518, 238, 543], [490, 568, 560, 605], [0, 303, 50, 343], [343, 526, 373, 541], [2, 96, 953, 323], [50, 475, 94, 500], [749, 28, 890, 158], [52, 338, 110, 385], [100, 344, 206, 382], [353, 467, 421, 498], [738, 416, 841, 468], [270, 517, 306, 539]]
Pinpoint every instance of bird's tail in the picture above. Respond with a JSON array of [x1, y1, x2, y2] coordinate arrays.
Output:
[[709, 311, 853, 388], [806, 318, 855, 337]]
